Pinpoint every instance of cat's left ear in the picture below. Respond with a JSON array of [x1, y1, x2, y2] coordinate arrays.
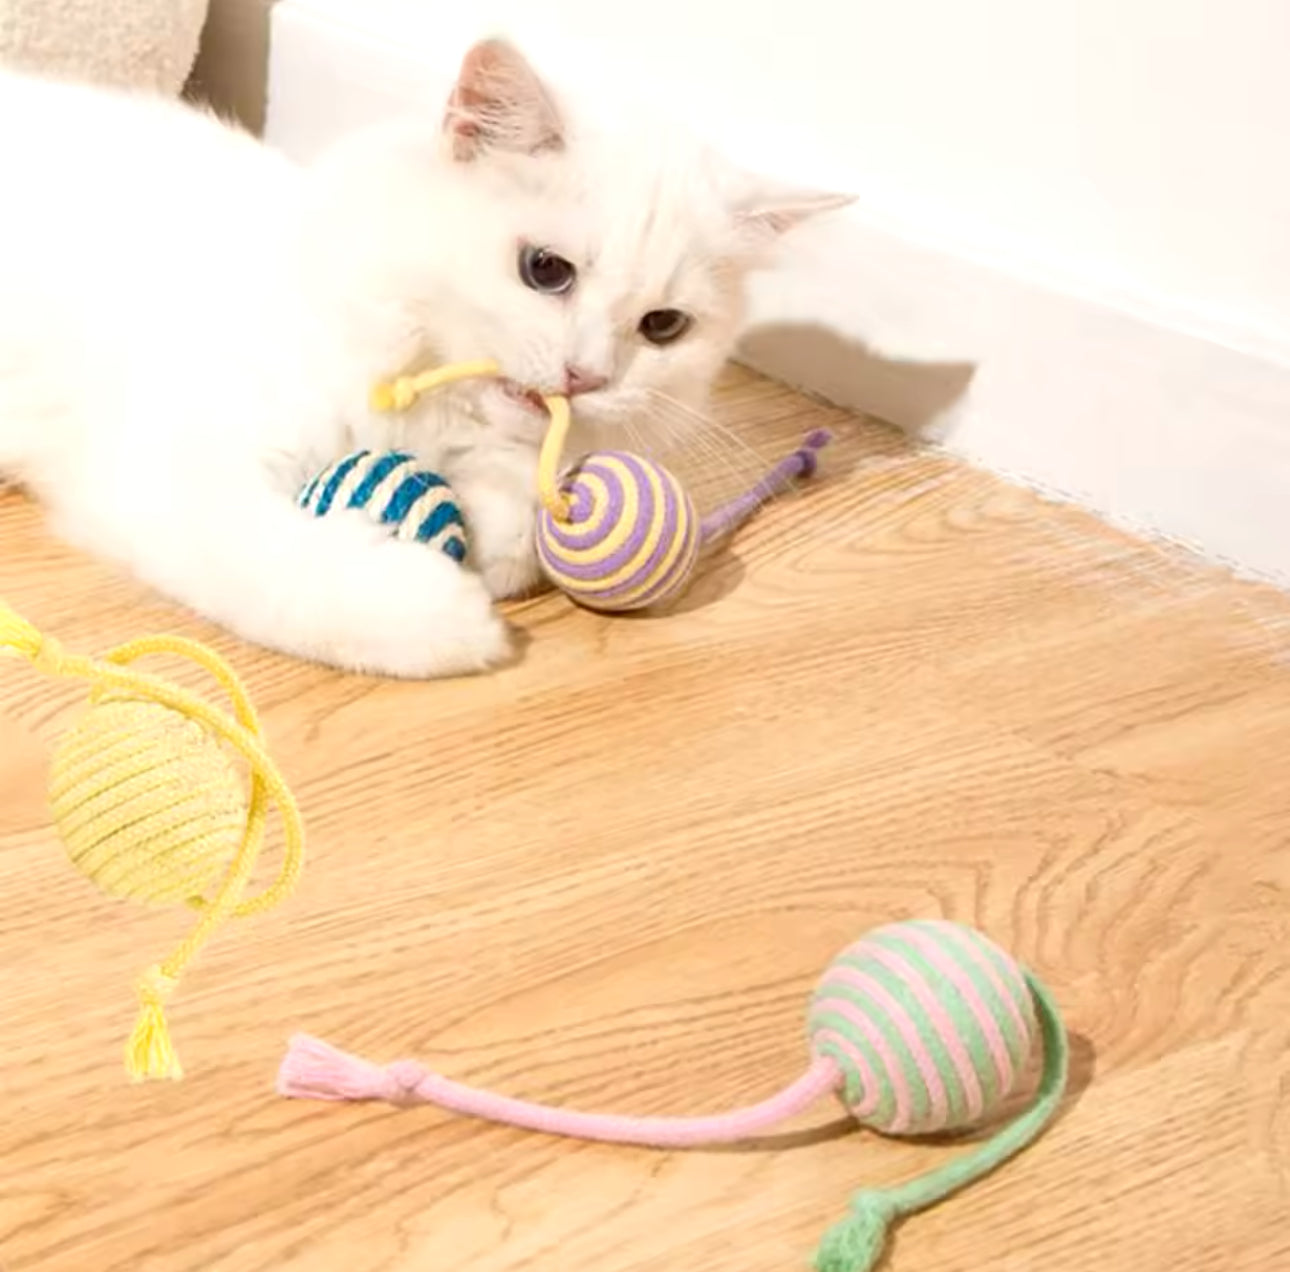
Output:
[[730, 177, 855, 238], [443, 37, 564, 161]]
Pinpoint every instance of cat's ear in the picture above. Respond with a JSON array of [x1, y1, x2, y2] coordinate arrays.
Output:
[[443, 38, 564, 161], [730, 176, 854, 238]]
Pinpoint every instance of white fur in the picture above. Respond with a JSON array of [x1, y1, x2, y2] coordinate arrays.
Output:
[[0, 41, 847, 678]]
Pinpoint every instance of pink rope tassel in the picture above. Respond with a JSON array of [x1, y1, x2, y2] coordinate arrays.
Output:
[[278, 1034, 841, 1149]]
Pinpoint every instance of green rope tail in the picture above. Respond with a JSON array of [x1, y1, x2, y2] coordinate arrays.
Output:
[[813, 969, 1070, 1272]]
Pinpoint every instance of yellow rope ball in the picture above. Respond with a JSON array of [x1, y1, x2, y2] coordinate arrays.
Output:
[[0, 601, 305, 1082], [49, 696, 246, 907]]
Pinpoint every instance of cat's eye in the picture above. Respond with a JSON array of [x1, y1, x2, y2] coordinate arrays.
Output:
[[518, 244, 577, 295], [638, 309, 693, 346]]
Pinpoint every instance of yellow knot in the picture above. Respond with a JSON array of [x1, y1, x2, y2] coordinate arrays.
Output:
[[31, 634, 67, 676], [138, 965, 179, 1005], [370, 379, 409, 413], [125, 965, 183, 1082]]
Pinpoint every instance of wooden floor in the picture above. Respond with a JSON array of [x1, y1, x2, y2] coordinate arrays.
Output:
[[2, 367, 1288, 1272]]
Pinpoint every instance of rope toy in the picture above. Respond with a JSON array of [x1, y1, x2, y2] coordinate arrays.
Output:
[[371, 359, 830, 612], [0, 600, 304, 1081], [278, 919, 1069, 1271], [298, 449, 467, 563]]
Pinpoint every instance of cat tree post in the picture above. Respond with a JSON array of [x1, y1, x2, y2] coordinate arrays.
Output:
[[0, 0, 210, 97]]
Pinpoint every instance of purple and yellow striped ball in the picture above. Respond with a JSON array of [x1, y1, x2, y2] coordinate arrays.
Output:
[[808, 920, 1039, 1136], [536, 450, 701, 612]]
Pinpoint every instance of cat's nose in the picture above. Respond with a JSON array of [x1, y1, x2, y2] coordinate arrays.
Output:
[[563, 365, 609, 397]]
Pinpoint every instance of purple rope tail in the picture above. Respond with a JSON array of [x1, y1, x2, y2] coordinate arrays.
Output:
[[699, 428, 833, 545]]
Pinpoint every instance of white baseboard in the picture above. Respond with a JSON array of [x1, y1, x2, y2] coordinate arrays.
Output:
[[740, 215, 1290, 587], [266, 0, 1290, 587]]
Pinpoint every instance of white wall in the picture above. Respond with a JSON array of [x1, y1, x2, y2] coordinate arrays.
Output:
[[293, 0, 1290, 358]]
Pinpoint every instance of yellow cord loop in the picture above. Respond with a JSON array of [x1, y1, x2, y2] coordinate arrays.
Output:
[[0, 600, 305, 1081], [370, 358, 574, 522]]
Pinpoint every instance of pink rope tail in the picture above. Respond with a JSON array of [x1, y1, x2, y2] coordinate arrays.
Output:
[[278, 1033, 841, 1149]]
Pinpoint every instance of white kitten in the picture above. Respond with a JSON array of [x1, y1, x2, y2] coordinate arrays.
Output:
[[0, 38, 847, 678]]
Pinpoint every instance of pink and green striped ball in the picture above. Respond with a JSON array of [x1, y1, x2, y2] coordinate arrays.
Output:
[[808, 919, 1039, 1136]]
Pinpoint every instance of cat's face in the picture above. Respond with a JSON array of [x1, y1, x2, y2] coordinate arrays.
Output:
[[322, 39, 849, 446]]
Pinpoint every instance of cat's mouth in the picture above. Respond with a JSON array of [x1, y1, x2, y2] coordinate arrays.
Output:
[[498, 379, 548, 414]]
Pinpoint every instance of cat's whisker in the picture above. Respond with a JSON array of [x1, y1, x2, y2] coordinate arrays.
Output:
[[636, 391, 776, 483], [630, 389, 816, 511], [617, 395, 705, 453], [616, 390, 709, 446], [641, 388, 776, 469], [627, 401, 764, 498]]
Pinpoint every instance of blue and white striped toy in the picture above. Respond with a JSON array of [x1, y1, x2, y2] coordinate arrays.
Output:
[[298, 450, 467, 563]]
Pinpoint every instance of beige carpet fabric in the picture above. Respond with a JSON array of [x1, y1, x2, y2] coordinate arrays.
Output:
[[0, 0, 208, 94]]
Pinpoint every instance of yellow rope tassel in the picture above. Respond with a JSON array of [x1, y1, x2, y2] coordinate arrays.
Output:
[[126, 967, 183, 1081], [0, 600, 305, 1081]]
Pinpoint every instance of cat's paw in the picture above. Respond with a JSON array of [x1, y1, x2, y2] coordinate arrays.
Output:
[[456, 474, 546, 601], [332, 541, 514, 678], [234, 506, 514, 678], [479, 540, 545, 602]]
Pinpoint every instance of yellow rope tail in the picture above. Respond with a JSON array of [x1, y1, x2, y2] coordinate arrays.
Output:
[[370, 357, 574, 521], [369, 357, 503, 412], [0, 600, 304, 1081]]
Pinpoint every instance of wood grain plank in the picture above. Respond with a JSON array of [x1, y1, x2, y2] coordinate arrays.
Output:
[[2, 365, 1287, 1272]]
